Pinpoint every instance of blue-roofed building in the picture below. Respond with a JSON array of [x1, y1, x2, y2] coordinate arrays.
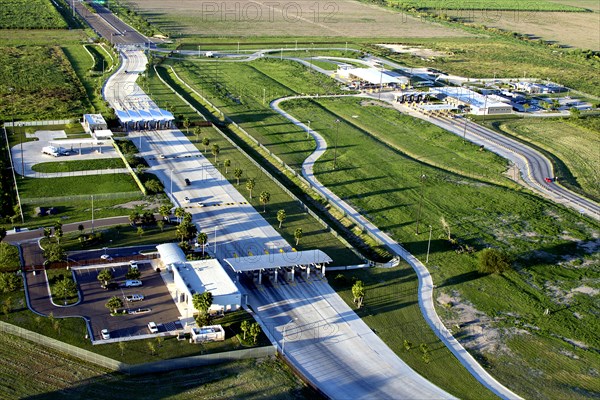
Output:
[[83, 114, 108, 133]]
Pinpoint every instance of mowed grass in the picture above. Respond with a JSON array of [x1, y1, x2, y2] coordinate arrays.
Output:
[[0, 46, 87, 121], [280, 98, 600, 399], [144, 65, 361, 266], [485, 116, 600, 201], [0, 0, 67, 29], [31, 158, 126, 173], [0, 332, 316, 400], [18, 174, 139, 199]]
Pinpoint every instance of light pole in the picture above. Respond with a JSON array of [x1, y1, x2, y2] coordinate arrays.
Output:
[[415, 174, 426, 235], [306, 120, 311, 139], [426, 225, 432, 264], [282, 317, 298, 356], [333, 119, 340, 170]]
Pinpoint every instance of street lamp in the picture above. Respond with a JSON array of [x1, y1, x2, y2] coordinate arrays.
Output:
[[333, 119, 340, 170], [282, 317, 298, 356]]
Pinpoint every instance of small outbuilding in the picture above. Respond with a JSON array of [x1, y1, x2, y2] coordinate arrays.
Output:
[[83, 114, 108, 134]]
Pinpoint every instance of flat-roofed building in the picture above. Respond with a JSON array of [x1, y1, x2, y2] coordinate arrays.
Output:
[[434, 87, 512, 115], [83, 114, 108, 133]]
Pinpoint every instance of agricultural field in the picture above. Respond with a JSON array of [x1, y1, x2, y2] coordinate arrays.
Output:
[[0, 332, 315, 399], [278, 97, 600, 399], [0, 0, 68, 29], [387, 0, 586, 10], [443, 8, 600, 50], [0, 46, 88, 121], [368, 37, 600, 97], [484, 116, 600, 202], [122, 0, 472, 38]]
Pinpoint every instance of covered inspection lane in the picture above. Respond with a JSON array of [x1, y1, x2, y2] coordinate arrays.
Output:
[[223, 250, 332, 285], [115, 107, 175, 130]]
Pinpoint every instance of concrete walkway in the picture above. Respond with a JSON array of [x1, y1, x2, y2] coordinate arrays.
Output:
[[271, 96, 523, 400]]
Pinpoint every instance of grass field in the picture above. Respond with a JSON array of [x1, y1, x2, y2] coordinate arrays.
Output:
[[123, 0, 471, 38], [0, 332, 315, 400], [0, 0, 68, 29], [484, 116, 600, 201], [144, 65, 361, 266], [0, 46, 87, 121], [0, 29, 87, 45], [279, 98, 600, 399], [18, 174, 139, 199], [31, 158, 126, 173]]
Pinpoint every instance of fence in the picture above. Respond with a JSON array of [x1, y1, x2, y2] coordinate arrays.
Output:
[[20, 191, 142, 205], [0, 320, 275, 375], [110, 140, 148, 195], [4, 119, 77, 128], [163, 66, 367, 261]]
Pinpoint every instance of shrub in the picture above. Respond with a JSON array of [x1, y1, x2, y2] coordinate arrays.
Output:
[[478, 248, 512, 274], [0, 272, 21, 292]]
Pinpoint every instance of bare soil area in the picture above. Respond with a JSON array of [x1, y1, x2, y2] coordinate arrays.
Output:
[[446, 9, 600, 50], [125, 0, 472, 38]]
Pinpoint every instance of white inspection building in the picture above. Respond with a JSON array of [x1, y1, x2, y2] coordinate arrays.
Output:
[[156, 243, 241, 315], [434, 87, 512, 115]]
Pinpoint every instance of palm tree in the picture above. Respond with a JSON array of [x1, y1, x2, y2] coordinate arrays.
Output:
[[294, 228, 303, 246], [183, 117, 190, 134], [224, 159, 231, 174], [234, 168, 243, 185], [277, 209, 286, 228], [202, 137, 210, 153], [159, 205, 171, 220], [194, 126, 202, 143], [197, 231, 208, 256], [211, 144, 220, 163], [259, 191, 270, 212], [246, 178, 255, 199], [129, 211, 139, 226], [174, 207, 186, 223]]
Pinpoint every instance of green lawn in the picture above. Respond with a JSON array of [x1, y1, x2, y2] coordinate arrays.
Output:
[[0, 331, 315, 399], [32, 158, 126, 173], [46, 268, 79, 305], [0, 0, 68, 29], [18, 174, 139, 199], [484, 116, 600, 202]]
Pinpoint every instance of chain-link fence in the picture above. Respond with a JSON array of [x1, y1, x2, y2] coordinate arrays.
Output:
[[20, 191, 141, 205], [4, 119, 78, 128]]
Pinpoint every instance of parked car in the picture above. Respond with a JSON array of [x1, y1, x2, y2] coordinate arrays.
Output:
[[196, 202, 204, 208], [184, 178, 191, 186], [183, 196, 190, 203], [147, 321, 158, 334], [159, 154, 165, 159], [129, 260, 138, 269], [125, 294, 144, 302], [100, 254, 113, 261], [101, 329, 110, 340], [101, 282, 119, 290], [125, 280, 142, 287]]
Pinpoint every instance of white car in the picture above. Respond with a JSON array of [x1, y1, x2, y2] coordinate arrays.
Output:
[[183, 197, 190, 203], [100, 254, 113, 261], [125, 294, 144, 302], [147, 321, 158, 334], [125, 280, 142, 287], [129, 260, 138, 269], [196, 202, 204, 208], [159, 154, 165, 159], [101, 329, 110, 340]]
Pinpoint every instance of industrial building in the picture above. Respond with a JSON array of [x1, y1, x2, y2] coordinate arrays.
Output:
[[156, 243, 241, 315], [338, 67, 409, 89], [433, 87, 512, 115]]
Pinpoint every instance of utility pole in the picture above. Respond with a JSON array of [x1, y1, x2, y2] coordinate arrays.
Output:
[[333, 119, 340, 169]]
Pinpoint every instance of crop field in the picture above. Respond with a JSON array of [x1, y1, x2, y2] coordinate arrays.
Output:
[[279, 97, 600, 399], [143, 65, 362, 265], [368, 37, 600, 97], [122, 0, 472, 38], [0, 46, 87, 121], [0, 0, 67, 29], [485, 116, 600, 202], [443, 8, 600, 50], [388, 0, 585, 11], [0, 332, 314, 400]]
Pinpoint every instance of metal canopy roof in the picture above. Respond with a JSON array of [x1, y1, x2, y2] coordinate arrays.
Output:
[[223, 250, 332, 273], [156, 243, 186, 265]]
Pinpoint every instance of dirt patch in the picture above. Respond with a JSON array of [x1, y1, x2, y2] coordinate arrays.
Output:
[[377, 44, 450, 59], [111, 198, 163, 210], [436, 290, 520, 355]]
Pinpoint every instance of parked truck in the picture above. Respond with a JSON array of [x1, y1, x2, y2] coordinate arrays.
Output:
[[41, 146, 59, 157]]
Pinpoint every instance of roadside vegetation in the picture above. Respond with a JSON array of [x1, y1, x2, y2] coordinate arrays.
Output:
[[0, 331, 316, 399], [0, 0, 68, 29], [483, 115, 600, 202]]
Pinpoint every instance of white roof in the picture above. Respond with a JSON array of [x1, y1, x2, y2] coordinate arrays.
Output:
[[84, 114, 107, 126], [94, 129, 113, 137], [156, 243, 186, 265], [224, 250, 332, 272], [418, 104, 458, 111], [435, 87, 508, 109], [174, 259, 239, 298], [346, 68, 408, 85]]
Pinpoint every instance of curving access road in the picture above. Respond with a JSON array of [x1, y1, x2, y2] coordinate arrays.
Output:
[[272, 96, 524, 400]]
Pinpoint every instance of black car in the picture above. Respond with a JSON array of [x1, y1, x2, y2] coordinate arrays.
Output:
[[101, 282, 119, 290], [184, 178, 191, 186]]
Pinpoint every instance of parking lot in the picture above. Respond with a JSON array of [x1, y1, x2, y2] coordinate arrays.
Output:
[[73, 262, 182, 341]]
